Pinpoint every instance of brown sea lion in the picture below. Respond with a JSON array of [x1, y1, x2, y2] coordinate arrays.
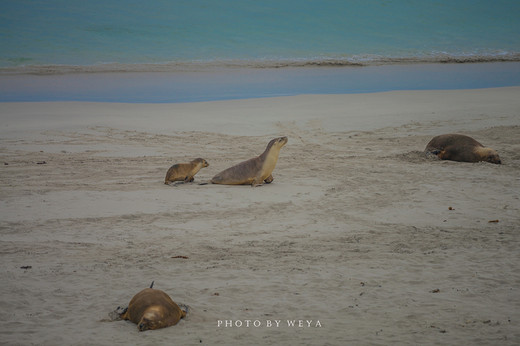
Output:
[[119, 282, 186, 331], [211, 136, 288, 186], [425, 134, 501, 164], [165, 158, 209, 184]]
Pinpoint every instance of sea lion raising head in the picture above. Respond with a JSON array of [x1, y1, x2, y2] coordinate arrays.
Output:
[[211, 136, 288, 186], [119, 283, 186, 331], [425, 134, 501, 164], [165, 158, 209, 184]]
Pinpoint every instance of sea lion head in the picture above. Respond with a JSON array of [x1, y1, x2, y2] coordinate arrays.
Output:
[[475, 146, 501, 164], [268, 136, 288, 150], [482, 148, 501, 164], [138, 306, 164, 331], [193, 158, 209, 167]]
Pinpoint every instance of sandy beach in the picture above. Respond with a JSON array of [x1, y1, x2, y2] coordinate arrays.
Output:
[[1, 87, 519, 345]]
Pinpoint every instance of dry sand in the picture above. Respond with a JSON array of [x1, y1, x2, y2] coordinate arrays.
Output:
[[1, 87, 519, 345]]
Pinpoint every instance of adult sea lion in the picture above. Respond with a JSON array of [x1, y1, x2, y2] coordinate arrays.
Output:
[[165, 158, 209, 184], [425, 134, 501, 164], [119, 282, 186, 331], [211, 136, 288, 186]]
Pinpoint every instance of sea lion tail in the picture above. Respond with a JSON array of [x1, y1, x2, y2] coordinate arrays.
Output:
[[150, 281, 155, 289]]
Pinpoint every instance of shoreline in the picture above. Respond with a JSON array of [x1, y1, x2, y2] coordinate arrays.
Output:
[[1, 62, 519, 103], [3, 55, 520, 75]]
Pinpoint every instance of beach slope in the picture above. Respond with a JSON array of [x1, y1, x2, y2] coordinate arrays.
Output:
[[1, 87, 519, 345]]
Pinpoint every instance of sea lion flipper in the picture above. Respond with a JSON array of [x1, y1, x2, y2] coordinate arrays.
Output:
[[251, 177, 263, 187], [437, 149, 449, 160], [114, 306, 129, 320], [264, 174, 273, 184], [177, 303, 189, 318], [105, 306, 127, 321]]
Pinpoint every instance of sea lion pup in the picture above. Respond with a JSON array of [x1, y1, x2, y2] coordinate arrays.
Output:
[[165, 158, 209, 184], [119, 282, 186, 331], [425, 134, 501, 164], [211, 136, 288, 186]]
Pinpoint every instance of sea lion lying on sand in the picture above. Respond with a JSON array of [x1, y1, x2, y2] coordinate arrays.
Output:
[[425, 134, 501, 164], [119, 282, 186, 331], [165, 158, 209, 184], [211, 136, 288, 186]]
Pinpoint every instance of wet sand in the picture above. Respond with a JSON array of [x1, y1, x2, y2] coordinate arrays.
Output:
[[2, 62, 520, 103]]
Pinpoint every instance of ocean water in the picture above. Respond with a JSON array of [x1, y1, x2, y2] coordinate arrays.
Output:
[[1, 0, 520, 102], [2, 0, 520, 69]]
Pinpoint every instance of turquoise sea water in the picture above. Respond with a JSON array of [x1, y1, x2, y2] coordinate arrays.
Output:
[[2, 0, 520, 69], [1, 0, 520, 101]]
